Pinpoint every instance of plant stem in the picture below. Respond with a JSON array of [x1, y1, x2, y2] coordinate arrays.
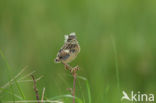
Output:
[[31, 75, 40, 103], [72, 72, 77, 103], [62, 63, 79, 103]]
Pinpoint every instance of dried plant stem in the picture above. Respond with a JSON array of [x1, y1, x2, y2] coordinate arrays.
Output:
[[41, 88, 45, 103], [62, 62, 79, 103], [31, 75, 40, 103], [72, 72, 77, 103]]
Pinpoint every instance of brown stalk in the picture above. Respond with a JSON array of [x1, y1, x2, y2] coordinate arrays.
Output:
[[72, 71, 77, 103], [62, 62, 79, 103], [31, 75, 40, 103]]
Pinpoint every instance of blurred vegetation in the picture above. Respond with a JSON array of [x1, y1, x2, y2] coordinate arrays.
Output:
[[0, 0, 156, 103]]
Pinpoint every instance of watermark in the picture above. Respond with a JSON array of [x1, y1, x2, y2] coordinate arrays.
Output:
[[121, 91, 154, 102]]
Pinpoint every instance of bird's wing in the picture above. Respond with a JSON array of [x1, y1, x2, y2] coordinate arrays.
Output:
[[58, 49, 70, 60], [58, 41, 79, 59], [64, 43, 78, 53]]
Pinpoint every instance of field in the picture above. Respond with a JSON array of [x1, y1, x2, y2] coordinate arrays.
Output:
[[0, 0, 156, 103]]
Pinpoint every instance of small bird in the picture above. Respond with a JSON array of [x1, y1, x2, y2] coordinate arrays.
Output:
[[55, 32, 80, 67]]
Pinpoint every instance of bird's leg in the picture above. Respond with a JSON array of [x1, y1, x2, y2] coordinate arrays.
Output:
[[61, 62, 80, 75], [71, 65, 80, 75], [62, 62, 72, 71]]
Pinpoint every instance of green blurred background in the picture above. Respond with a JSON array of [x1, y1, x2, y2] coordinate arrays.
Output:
[[0, 0, 156, 103]]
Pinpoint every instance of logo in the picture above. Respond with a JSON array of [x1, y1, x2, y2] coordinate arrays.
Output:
[[121, 91, 154, 102]]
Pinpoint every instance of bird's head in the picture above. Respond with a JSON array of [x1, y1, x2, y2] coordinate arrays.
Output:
[[64, 32, 77, 43]]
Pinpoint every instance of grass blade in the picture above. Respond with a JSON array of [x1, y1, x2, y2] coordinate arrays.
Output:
[[77, 76, 91, 103], [0, 50, 15, 102], [111, 35, 120, 90]]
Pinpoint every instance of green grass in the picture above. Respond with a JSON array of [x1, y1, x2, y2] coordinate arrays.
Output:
[[77, 76, 91, 103], [15, 79, 25, 100], [111, 35, 120, 90], [0, 51, 90, 103], [0, 50, 15, 102]]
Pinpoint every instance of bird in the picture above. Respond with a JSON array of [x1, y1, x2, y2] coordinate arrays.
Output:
[[55, 32, 80, 70]]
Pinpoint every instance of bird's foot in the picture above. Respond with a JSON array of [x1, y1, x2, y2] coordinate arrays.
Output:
[[70, 65, 80, 75], [64, 64, 69, 70], [63, 63, 72, 71]]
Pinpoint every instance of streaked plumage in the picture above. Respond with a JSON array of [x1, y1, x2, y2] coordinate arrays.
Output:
[[55, 32, 80, 64]]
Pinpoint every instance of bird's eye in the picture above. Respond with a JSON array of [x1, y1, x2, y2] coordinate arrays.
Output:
[[59, 56, 63, 59]]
